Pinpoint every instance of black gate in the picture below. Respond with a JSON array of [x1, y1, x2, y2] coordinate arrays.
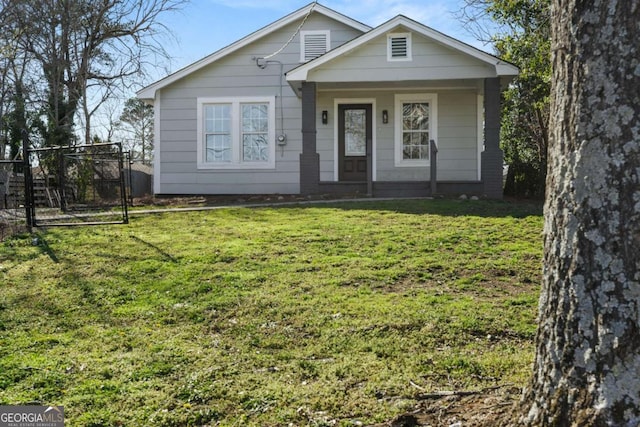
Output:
[[0, 158, 27, 239], [24, 142, 129, 227]]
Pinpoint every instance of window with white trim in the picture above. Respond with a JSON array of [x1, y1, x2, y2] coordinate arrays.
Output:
[[197, 97, 276, 169], [387, 33, 412, 61], [300, 30, 330, 62], [394, 93, 437, 166]]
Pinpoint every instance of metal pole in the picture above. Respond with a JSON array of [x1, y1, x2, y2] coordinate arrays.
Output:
[[21, 130, 33, 231], [118, 143, 129, 224], [128, 151, 133, 207], [58, 149, 67, 212]]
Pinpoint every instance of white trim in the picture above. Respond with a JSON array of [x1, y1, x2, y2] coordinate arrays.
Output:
[[387, 32, 412, 62], [477, 94, 484, 181], [318, 85, 478, 93], [196, 96, 276, 170], [394, 93, 438, 168], [300, 30, 331, 62], [137, 4, 370, 100], [333, 98, 377, 182], [153, 92, 161, 194], [287, 15, 519, 83]]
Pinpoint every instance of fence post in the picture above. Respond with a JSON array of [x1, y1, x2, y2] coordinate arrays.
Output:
[[430, 139, 438, 196], [21, 130, 34, 231], [118, 143, 129, 224]]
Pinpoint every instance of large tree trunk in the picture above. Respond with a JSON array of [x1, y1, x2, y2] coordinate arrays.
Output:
[[517, 0, 640, 425]]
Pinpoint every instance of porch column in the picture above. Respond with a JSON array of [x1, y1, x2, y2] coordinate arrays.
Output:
[[300, 81, 320, 195], [481, 77, 504, 199]]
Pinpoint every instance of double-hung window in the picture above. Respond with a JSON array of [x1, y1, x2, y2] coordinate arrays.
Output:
[[197, 97, 276, 169], [394, 93, 438, 167]]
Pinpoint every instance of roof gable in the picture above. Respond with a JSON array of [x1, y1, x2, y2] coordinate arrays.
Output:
[[286, 15, 519, 84], [137, 3, 370, 100]]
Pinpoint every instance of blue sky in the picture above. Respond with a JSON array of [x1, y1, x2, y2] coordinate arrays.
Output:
[[155, 0, 493, 79]]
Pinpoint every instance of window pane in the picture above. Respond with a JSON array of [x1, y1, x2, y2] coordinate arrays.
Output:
[[402, 131, 429, 160], [401, 101, 430, 160], [416, 103, 429, 130], [242, 104, 268, 133], [205, 105, 230, 133], [206, 134, 231, 162], [241, 103, 269, 163], [345, 109, 366, 156], [243, 134, 269, 162], [402, 103, 429, 130]]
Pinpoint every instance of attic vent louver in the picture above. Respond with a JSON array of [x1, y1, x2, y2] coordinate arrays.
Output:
[[301, 30, 330, 62], [388, 33, 412, 61], [391, 37, 407, 57]]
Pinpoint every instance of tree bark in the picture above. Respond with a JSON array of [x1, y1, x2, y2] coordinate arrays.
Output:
[[517, 0, 640, 425]]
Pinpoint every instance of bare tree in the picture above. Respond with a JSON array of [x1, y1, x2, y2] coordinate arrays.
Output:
[[0, 2, 37, 160], [516, 0, 640, 424], [8, 0, 184, 147]]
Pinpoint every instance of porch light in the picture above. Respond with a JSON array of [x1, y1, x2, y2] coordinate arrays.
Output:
[[322, 110, 328, 125], [382, 110, 388, 124]]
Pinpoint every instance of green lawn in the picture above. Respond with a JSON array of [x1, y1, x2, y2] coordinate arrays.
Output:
[[0, 199, 543, 426]]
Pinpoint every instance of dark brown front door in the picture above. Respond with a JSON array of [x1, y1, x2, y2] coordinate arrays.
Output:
[[338, 104, 372, 181]]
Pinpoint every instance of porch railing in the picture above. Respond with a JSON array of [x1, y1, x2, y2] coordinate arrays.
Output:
[[430, 139, 438, 195]]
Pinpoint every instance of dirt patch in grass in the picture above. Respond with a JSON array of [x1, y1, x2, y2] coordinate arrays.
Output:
[[377, 386, 521, 426], [133, 193, 365, 208]]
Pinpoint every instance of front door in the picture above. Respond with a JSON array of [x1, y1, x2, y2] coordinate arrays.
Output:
[[338, 104, 372, 181]]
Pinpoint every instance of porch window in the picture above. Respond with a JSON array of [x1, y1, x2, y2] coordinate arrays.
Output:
[[197, 97, 276, 169], [394, 93, 438, 167]]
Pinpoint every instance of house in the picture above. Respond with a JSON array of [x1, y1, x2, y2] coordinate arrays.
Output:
[[137, 2, 518, 199]]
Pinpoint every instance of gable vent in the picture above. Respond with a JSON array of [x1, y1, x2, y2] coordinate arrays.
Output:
[[390, 37, 407, 57], [388, 33, 412, 61], [301, 31, 330, 62]]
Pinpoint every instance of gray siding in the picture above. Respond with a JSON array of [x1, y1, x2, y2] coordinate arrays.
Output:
[[156, 14, 363, 195], [309, 31, 496, 82]]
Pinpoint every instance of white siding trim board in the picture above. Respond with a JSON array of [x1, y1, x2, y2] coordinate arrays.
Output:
[[317, 84, 480, 93], [153, 92, 162, 194]]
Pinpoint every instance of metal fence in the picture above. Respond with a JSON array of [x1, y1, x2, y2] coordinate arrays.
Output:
[[0, 142, 129, 232]]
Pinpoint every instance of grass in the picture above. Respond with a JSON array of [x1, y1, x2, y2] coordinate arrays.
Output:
[[0, 199, 543, 426]]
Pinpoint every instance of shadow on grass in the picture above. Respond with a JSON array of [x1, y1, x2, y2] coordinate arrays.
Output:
[[36, 236, 60, 263], [129, 234, 179, 263]]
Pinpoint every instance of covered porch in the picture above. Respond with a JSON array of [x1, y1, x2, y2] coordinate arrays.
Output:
[[286, 16, 517, 199], [292, 78, 504, 199]]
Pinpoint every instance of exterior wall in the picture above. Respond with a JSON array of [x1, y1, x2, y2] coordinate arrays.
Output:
[[308, 31, 496, 82], [317, 86, 481, 183], [155, 14, 363, 195]]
